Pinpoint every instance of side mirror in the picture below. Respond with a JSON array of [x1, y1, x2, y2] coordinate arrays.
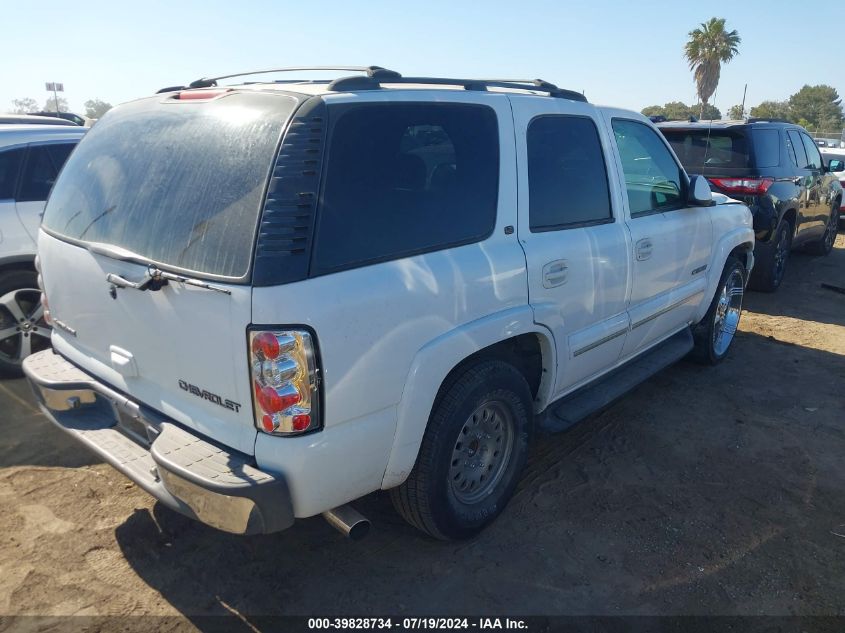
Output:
[[688, 175, 714, 206], [828, 159, 845, 173]]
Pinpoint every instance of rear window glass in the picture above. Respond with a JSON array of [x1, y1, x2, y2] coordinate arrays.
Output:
[[312, 103, 499, 275], [42, 92, 295, 278], [662, 129, 750, 171], [751, 129, 781, 168]]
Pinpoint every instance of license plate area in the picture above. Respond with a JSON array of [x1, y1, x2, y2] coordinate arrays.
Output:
[[112, 402, 161, 448]]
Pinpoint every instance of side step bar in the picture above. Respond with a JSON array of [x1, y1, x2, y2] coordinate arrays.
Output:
[[540, 328, 694, 433]]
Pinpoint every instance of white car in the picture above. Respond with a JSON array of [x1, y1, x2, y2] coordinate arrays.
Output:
[[0, 124, 85, 374], [24, 67, 754, 540]]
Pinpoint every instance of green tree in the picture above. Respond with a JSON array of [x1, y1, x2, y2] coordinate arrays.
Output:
[[727, 104, 745, 119], [43, 96, 68, 113], [10, 97, 39, 113], [698, 103, 722, 120], [749, 100, 791, 121], [641, 105, 665, 117], [664, 101, 695, 121], [84, 98, 112, 119], [684, 18, 741, 118], [788, 85, 843, 133]]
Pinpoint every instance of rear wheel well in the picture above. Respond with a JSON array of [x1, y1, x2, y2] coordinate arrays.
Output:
[[435, 334, 546, 411], [729, 243, 754, 272], [781, 209, 797, 236]]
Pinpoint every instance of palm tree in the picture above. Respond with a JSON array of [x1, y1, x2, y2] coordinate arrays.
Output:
[[684, 18, 741, 118]]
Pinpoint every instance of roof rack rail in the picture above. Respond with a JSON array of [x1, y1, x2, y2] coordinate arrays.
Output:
[[180, 66, 398, 90], [745, 117, 792, 124], [327, 74, 587, 102]]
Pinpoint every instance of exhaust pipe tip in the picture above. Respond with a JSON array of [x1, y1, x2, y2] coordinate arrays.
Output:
[[322, 504, 371, 540]]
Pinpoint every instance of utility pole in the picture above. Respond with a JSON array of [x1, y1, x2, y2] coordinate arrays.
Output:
[[740, 83, 747, 119], [45, 82, 64, 114]]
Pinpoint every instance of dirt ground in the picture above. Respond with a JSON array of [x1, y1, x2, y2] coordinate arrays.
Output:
[[1, 234, 844, 626]]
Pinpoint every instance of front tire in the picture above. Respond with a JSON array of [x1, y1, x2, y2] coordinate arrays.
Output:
[[391, 360, 533, 540], [0, 269, 51, 377], [807, 205, 839, 256], [691, 256, 746, 365]]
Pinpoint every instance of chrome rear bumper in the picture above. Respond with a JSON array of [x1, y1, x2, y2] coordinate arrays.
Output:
[[23, 349, 294, 535]]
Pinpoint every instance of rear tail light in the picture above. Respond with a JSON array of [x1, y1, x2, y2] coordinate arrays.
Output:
[[707, 177, 774, 195], [249, 329, 320, 435]]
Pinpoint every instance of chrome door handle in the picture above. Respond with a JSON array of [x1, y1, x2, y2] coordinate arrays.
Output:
[[542, 259, 569, 288], [636, 238, 653, 261]]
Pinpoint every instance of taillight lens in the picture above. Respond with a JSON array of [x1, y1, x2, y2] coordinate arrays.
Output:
[[708, 177, 774, 195], [249, 329, 320, 435]]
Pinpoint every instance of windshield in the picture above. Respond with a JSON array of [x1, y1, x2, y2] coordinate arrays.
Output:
[[42, 91, 296, 279]]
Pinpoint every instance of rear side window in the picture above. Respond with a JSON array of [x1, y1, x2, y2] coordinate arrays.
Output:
[[787, 131, 808, 169], [613, 119, 685, 216], [751, 129, 780, 168], [662, 129, 751, 170], [18, 145, 60, 202], [0, 148, 24, 199], [527, 116, 612, 231], [312, 103, 499, 275]]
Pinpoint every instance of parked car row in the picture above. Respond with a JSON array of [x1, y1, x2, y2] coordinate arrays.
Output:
[[658, 119, 842, 291], [0, 124, 86, 374]]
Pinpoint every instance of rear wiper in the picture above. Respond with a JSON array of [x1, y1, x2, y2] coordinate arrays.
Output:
[[87, 244, 231, 296], [106, 267, 232, 296]]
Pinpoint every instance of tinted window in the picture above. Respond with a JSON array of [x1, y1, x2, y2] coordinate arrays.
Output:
[[788, 131, 808, 169], [527, 116, 611, 230], [613, 119, 685, 216], [313, 103, 498, 274], [0, 148, 24, 199], [42, 93, 295, 278], [46, 143, 74, 172], [662, 129, 750, 171], [751, 129, 781, 168], [18, 145, 59, 202], [800, 133, 822, 169]]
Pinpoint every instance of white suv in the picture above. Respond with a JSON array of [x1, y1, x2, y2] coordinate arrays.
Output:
[[0, 124, 85, 374], [24, 68, 754, 540]]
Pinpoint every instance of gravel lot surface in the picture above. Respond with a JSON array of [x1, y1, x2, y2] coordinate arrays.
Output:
[[1, 234, 844, 628]]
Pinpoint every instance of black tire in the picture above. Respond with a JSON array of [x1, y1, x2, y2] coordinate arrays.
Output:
[[807, 205, 840, 256], [748, 222, 791, 292], [0, 269, 50, 377], [691, 256, 747, 365], [391, 360, 533, 540]]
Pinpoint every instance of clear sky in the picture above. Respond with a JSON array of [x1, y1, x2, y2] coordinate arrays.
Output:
[[2, 0, 837, 116]]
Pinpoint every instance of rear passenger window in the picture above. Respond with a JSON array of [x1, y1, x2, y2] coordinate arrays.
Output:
[[17, 145, 59, 202], [313, 103, 499, 275], [751, 129, 780, 168], [527, 116, 612, 231], [612, 119, 686, 216], [788, 131, 808, 169], [0, 148, 24, 199]]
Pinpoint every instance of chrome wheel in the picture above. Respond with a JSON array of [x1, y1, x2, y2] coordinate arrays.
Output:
[[712, 269, 744, 356], [0, 287, 50, 365], [449, 400, 514, 504]]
